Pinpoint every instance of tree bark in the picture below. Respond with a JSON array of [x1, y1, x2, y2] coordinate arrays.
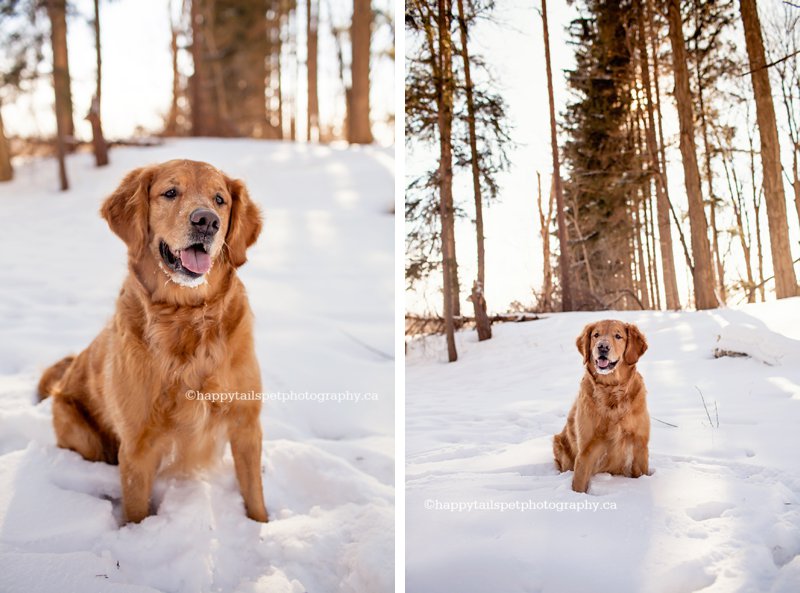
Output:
[[437, 0, 457, 361], [740, 0, 798, 298], [0, 107, 12, 182], [456, 0, 490, 340], [665, 0, 716, 310], [349, 0, 373, 144], [90, 0, 108, 166], [306, 0, 319, 141], [541, 0, 572, 312], [47, 0, 74, 150]]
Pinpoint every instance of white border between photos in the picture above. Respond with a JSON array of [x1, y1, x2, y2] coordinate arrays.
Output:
[[394, 0, 406, 589]]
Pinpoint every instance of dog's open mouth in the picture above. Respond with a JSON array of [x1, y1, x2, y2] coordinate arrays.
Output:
[[595, 356, 619, 375], [159, 240, 211, 278]]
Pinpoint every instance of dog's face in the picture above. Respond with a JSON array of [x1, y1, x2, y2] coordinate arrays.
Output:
[[100, 160, 262, 287], [576, 320, 647, 376]]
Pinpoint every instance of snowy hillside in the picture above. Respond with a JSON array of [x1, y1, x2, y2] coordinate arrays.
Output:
[[406, 301, 800, 593], [0, 140, 394, 593]]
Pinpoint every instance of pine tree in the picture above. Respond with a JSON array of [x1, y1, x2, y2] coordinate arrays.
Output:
[[562, 0, 640, 310]]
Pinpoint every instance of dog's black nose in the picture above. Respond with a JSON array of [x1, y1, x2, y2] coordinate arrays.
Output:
[[190, 208, 220, 236], [598, 342, 610, 354]]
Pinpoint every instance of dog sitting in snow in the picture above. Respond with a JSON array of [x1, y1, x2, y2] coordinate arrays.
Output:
[[553, 320, 650, 493], [38, 160, 268, 524]]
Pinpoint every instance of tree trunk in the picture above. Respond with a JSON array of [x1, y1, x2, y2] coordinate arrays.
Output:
[[456, 0, 490, 340], [469, 281, 491, 340], [47, 0, 69, 190], [90, 0, 108, 166], [721, 146, 756, 303], [740, 0, 798, 299], [748, 125, 767, 301], [793, 150, 800, 231], [0, 107, 11, 182], [306, 0, 319, 141], [276, 11, 285, 138], [190, 0, 268, 138], [165, 0, 181, 136], [537, 172, 555, 311], [633, 198, 651, 309], [649, 0, 694, 286], [665, 0, 716, 310], [47, 0, 74, 151], [86, 97, 108, 167], [437, 0, 457, 361], [638, 0, 678, 309], [541, 0, 572, 312], [349, 0, 373, 144], [646, 187, 661, 309], [694, 66, 724, 303]]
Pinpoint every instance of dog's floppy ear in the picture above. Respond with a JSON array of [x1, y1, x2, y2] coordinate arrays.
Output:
[[576, 323, 594, 365], [224, 177, 262, 267], [624, 323, 648, 364], [100, 166, 153, 254]]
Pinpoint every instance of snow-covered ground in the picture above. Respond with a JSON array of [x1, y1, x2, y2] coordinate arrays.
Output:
[[0, 139, 394, 592], [406, 301, 800, 593]]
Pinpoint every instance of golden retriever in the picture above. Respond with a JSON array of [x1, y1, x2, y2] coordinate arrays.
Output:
[[553, 320, 649, 493], [38, 160, 268, 524]]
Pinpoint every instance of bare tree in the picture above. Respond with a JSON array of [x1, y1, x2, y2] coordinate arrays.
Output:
[[307, 0, 319, 141], [455, 0, 490, 340], [431, 0, 458, 361], [536, 172, 555, 311], [768, 4, 800, 235], [740, 0, 798, 298], [665, 0, 716, 309], [349, 0, 373, 143], [0, 109, 11, 181], [164, 0, 183, 136], [541, 0, 572, 311], [88, 0, 108, 166], [46, 0, 70, 189], [637, 0, 680, 309]]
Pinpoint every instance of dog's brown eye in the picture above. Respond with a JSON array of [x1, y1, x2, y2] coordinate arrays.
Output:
[[593, 333, 599, 338], [215, 194, 225, 206], [163, 188, 177, 199], [615, 334, 622, 340]]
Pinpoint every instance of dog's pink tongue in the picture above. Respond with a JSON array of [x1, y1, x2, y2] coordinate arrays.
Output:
[[180, 247, 211, 274], [598, 358, 610, 369]]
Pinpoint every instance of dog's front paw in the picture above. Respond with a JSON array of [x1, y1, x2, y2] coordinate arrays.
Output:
[[571, 476, 589, 493]]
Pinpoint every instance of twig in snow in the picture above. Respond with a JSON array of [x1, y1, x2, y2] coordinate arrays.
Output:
[[340, 329, 394, 361], [695, 385, 719, 428], [652, 416, 678, 428]]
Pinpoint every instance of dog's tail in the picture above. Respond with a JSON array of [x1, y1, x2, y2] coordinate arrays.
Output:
[[37, 355, 75, 401]]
